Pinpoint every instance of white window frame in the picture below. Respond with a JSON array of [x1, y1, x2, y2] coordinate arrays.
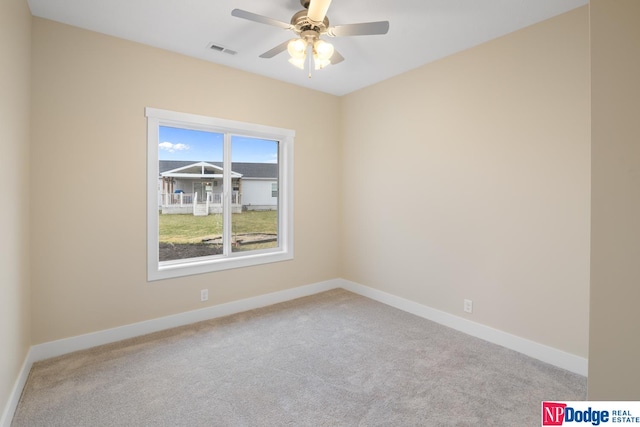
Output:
[[146, 107, 294, 281]]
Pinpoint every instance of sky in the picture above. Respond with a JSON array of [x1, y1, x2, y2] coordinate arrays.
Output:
[[158, 126, 278, 163]]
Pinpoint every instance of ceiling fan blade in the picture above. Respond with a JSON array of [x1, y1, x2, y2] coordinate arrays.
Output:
[[259, 40, 290, 59], [231, 9, 293, 30], [330, 49, 344, 65], [307, 0, 332, 24], [327, 21, 390, 37]]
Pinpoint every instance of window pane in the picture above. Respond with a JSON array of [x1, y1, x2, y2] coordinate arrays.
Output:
[[158, 126, 224, 262], [231, 136, 279, 253]]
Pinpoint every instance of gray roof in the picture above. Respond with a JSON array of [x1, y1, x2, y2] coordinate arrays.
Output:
[[159, 161, 277, 179]]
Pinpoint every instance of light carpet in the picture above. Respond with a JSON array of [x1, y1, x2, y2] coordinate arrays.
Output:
[[12, 289, 586, 426]]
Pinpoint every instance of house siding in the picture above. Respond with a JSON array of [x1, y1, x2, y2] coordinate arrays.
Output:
[[242, 179, 278, 210]]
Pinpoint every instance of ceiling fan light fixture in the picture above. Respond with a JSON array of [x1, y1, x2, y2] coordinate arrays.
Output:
[[288, 57, 306, 70], [311, 38, 333, 70], [313, 57, 331, 70], [287, 38, 307, 59], [314, 39, 334, 61]]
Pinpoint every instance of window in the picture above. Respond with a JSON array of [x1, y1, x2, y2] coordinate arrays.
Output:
[[146, 108, 294, 281]]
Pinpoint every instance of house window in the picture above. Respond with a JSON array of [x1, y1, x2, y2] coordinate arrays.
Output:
[[146, 107, 294, 281]]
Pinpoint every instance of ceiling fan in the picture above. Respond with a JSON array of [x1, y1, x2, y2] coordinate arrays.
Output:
[[231, 0, 389, 72]]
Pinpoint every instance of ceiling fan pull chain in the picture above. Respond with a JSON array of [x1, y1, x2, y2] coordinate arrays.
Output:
[[308, 46, 312, 79]]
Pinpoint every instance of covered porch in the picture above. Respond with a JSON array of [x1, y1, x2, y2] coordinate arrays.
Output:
[[159, 161, 243, 215]]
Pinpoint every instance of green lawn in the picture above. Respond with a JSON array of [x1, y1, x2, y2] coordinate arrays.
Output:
[[159, 210, 278, 244]]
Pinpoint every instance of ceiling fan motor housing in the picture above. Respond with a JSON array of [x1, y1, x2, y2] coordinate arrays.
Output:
[[291, 10, 329, 33]]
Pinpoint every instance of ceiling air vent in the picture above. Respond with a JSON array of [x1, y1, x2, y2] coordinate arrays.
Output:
[[207, 42, 237, 56]]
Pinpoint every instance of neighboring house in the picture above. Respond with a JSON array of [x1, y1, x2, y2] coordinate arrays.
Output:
[[159, 160, 278, 215]]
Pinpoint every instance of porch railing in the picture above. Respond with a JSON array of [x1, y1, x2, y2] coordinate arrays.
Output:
[[160, 192, 241, 206], [161, 192, 193, 206]]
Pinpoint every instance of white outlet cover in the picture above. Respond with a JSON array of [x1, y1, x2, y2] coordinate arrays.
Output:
[[464, 299, 473, 313]]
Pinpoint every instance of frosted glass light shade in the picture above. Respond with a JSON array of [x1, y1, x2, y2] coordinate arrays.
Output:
[[314, 39, 334, 61], [287, 38, 307, 59], [288, 57, 306, 70]]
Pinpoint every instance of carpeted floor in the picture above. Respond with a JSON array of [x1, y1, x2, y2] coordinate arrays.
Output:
[[12, 289, 586, 426]]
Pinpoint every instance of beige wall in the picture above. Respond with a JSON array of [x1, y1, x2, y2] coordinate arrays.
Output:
[[30, 18, 341, 344], [589, 0, 640, 398], [340, 7, 591, 357], [0, 0, 31, 414]]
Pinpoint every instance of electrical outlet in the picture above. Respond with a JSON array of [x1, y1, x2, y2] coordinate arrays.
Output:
[[464, 299, 473, 313], [200, 289, 208, 302]]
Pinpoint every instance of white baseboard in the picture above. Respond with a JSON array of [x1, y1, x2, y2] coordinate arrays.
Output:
[[1, 348, 35, 427], [3, 277, 587, 425], [30, 279, 341, 362], [338, 278, 588, 376]]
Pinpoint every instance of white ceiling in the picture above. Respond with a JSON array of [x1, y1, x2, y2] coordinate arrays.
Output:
[[27, 0, 588, 96]]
